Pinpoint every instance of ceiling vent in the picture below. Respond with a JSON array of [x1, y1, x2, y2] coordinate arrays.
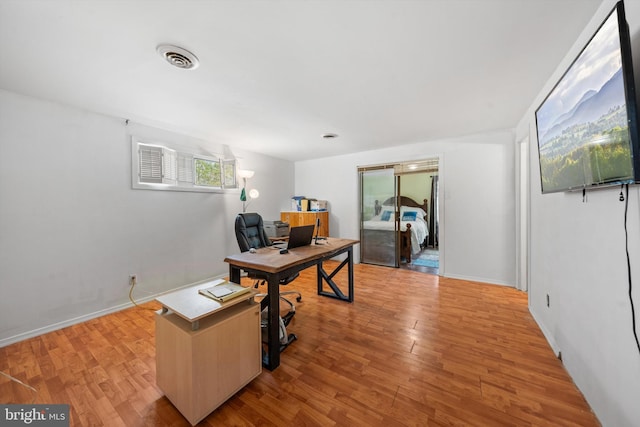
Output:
[[157, 44, 199, 70]]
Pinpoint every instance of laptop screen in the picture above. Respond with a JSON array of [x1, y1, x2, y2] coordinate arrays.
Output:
[[286, 224, 315, 249]]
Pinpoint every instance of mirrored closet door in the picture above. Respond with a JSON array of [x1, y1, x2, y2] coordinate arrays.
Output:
[[359, 166, 399, 267]]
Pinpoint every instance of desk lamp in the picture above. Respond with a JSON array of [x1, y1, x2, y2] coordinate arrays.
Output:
[[238, 169, 259, 212]]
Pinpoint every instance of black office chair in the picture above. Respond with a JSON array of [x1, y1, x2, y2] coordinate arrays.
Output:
[[234, 213, 301, 327]]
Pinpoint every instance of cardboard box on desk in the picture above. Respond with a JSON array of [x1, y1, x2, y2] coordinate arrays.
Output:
[[291, 196, 305, 211], [291, 197, 327, 212], [310, 200, 327, 211]]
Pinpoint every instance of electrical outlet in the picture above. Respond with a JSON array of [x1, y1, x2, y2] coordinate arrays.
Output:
[[129, 275, 137, 287], [546, 294, 550, 307]]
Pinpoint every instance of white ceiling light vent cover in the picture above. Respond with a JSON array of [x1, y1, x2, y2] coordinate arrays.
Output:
[[157, 44, 199, 70]]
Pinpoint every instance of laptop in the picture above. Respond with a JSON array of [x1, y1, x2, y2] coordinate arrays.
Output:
[[279, 224, 315, 250]]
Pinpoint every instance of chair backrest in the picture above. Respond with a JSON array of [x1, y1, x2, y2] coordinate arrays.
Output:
[[235, 213, 272, 252]]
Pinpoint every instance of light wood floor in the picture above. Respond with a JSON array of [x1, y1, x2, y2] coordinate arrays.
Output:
[[0, 263, 600, 426]]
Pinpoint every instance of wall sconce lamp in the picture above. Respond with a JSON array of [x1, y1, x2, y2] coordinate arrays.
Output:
[[238, 169, 259, 212]]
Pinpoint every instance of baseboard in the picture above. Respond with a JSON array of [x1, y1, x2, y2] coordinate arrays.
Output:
[[529, 305, 559, 356], [0, 296, 154, 348], [0, 274, 227, 348], [443, 272, 514, 288]]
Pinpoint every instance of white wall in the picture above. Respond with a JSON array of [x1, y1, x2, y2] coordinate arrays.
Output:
[[294, 129, 516, 286], [0, 89, 294, 346], [516, 1, 640, 425]]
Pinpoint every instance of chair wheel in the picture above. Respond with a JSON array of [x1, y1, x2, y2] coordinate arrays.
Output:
[[296, 296, 302, 302]]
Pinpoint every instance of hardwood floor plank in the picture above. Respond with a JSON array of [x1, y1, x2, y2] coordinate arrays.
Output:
[[0, 263, 600, 426]]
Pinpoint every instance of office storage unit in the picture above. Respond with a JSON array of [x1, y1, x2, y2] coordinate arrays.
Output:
[[155, 284, 261, 425], [280, 211, 329, 238]]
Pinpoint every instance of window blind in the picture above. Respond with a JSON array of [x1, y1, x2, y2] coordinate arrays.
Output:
[[139, 145, 163, 183], [162, 148, 177, 185], [138, 144, 177, 184], [177, 153, 194, 184]]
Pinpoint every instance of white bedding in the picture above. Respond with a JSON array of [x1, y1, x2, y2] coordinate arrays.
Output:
[[363, 214, 429, 255]]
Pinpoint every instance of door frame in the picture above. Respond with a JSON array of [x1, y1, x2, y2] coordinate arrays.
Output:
[[516, 137, 530, 292], [358, 155, 444, 274]]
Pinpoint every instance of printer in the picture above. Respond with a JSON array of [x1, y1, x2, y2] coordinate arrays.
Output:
[[264, 220, 289, 238]]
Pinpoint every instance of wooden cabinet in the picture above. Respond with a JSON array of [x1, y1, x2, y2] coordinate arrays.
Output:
[[281, 211, 329, 237], [156, 296, 261, 425]]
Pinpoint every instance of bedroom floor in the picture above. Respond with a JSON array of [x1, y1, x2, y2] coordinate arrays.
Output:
[[402, 247, 439, 275]]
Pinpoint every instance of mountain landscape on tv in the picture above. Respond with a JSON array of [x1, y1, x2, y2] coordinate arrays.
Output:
[[535, 5, 638, 193], [538, 68, 626, 156], [537, 65, 632, 192]]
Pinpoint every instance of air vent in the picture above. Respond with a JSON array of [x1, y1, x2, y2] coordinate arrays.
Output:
[[156, 45, 199, 70]]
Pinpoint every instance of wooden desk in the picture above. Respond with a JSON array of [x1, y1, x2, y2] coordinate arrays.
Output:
[[224, 238, 359, 370], [155, 279, 261, 425]]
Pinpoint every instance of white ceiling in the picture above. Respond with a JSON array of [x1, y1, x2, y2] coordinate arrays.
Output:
[[0, 0, 602, 161]]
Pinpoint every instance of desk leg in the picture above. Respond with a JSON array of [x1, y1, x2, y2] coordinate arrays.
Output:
[[348, 245, 354, 301], [229, 265, 242, 284], [264, 274, 281, 371], [317, 246, 354, 303]]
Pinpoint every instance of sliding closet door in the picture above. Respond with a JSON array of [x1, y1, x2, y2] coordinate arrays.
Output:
[[359, 167, 398, 267]]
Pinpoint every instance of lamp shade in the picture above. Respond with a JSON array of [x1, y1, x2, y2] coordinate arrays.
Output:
[[238, 169, 255, 179]]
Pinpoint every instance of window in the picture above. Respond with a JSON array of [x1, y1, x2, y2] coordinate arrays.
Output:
[[195, 157, 221, 187], [132, 138, 237, 192]]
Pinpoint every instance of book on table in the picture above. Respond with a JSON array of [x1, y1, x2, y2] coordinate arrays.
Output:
[[198, 281, 251, 302]]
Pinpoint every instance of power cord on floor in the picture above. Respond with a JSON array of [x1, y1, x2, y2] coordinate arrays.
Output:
[[0, 370, 38, 403], [622, 183, 640, 356], [128, 276, 157, 311]]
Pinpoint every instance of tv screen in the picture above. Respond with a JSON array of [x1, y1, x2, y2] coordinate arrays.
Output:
[[535, 1, 640, 194]]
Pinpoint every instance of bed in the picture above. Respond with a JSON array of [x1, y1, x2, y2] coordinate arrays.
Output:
[[361, 196, 429, 264]]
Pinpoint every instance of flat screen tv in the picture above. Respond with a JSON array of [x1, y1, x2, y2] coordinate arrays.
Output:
[[535, 1, 640, 194]]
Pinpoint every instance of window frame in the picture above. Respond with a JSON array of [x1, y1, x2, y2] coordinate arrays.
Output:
[[131, 137, 238, 193]]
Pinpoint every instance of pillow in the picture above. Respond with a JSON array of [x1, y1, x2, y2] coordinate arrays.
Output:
[[380, 210, 392, 221], [401, 211, 417, 221], [401, 206, 427, 219]]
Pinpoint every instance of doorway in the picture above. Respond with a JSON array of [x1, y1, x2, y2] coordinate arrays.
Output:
[[359, 158, 440, 272]]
